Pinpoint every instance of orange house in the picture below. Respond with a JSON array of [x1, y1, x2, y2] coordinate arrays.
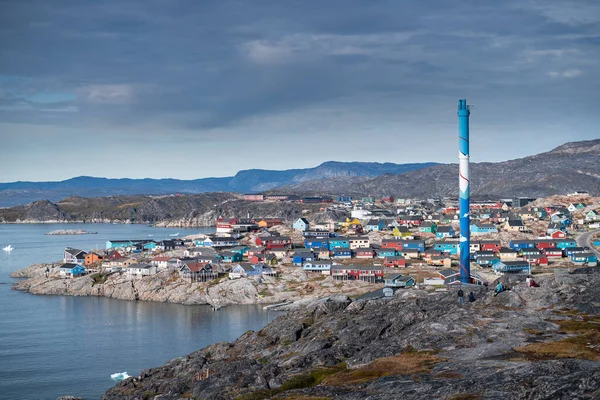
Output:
[[85, 252, 104, 266], [257, 219, 283, 228]]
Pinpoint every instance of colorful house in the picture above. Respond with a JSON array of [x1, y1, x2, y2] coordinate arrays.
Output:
[[64, 248, 88, 264], [493, 260, 531, 275], [292, 251, 315, 266], [571, 253, 598, 265], [381, 239, 403, 251], [84, 252, 103, 267], [329, 238, 350, 249], [348, 236, 370, 249], [434, 240, 459, 255], [400, 240, 425, 252], [293, 218, 310, 231], [509, 240, 536, 250], [471, 223, 498, 235], [419, 221, 437, 233], [304, 238, 329, 250], [220, 251, 243, 263], [435, 226, 456, 239], [384, 274, 415, 288], [383, 256, 406, 267], [332, 248, 352, 259], [58, 263, 86, 278], [354, 247, 375, 259], [302, 260, 333, 273], [554, 239, 577, 249], [377, 249, 398, 258], [365, 219, 386, 232]]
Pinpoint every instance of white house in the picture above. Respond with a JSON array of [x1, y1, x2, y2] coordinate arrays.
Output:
[[293, 218, 310, 231], [126, 263, 157, 278]]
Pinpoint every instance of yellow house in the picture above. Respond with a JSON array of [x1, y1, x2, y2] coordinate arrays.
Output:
[[341, 217, 362, 228]]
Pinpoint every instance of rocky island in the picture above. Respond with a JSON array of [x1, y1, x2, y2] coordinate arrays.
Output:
[[45, 229, 97, 235], [11, 263, 379, 308], [99, 269, 600, 400]]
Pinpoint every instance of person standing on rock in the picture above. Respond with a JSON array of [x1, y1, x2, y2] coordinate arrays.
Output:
[[468, 292, 476, 302], [457, 287, 464, 305]]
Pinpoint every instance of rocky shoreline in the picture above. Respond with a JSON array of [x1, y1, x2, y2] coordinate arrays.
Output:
[[45, 229, 98, 235], [99, 269, 600, 400], [10, 263, 380, 308]]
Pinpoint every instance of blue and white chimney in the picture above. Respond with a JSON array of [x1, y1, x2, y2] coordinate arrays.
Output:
[[458, 99, 471, 284]]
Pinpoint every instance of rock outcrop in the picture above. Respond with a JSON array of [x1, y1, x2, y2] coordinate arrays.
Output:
[[12, 264, 378, 308], [101, 269, 600, 400]]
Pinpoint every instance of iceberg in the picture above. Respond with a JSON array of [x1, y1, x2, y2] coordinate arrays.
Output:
[[111, 372, 130, 381]]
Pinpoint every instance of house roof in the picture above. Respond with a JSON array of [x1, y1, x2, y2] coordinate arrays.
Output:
[[65, 248, 87, 257], [439, 269, 458, 278], [59, 263, 84, 269], [384, 273, 413, 282]]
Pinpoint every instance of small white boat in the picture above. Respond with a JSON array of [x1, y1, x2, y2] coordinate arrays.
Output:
[[3, 245, 13, 252], [148, 234, 154, 237], [169, 232, 179, 237], [111, 372, 130, 381]]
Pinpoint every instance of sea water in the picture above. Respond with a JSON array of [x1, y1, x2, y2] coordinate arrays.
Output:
[[0, 224, 281, 400]]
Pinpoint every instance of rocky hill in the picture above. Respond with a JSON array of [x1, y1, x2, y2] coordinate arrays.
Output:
[[0, 162, 436, 207], [274, 139, 600, 198], [0, 193, 330, 226], [101, 269, 600, 399]]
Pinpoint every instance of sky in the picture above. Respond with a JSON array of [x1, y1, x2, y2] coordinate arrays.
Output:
[[0, 0, 599, 182]]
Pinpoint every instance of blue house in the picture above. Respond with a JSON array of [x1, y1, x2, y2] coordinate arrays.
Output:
[[195, 237, 214, 247], [435, 226, 456, 239], [571, 253, 598, 265], [230, 246, 249, 256], [493, 260, 530, 275], [434, 241, 459, 255], [471, 223, 498, 235], [593, 240, 600, 247], [293, 218, 310, 231], [304, 238, 329, 250], [377, 249, 398, 258], [509, 240, 536, 250], [302, 260, 333, 273], [106, 240, 135, 249], [365, 219, 386, 232], [565, 247, 587, 257], [400, 240, 426, 252], [332, 248, 352, 258], [329, 238, 350, 249], [220, 251, 243, 263], [58, 263, 86, 277], [293, 251, 315, 266], [554, 239, 577, 249]]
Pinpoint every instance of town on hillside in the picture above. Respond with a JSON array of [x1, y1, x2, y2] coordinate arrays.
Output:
[[55, 192, 600, 298]]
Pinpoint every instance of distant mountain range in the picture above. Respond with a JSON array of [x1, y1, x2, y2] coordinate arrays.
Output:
[[0, 161, 438, 207], [272, 139, 600, 199]]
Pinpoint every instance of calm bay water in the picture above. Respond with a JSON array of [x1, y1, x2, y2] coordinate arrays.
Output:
[[0, 224, 281, 400]]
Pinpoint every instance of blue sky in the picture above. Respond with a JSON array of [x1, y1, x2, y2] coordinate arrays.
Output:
[[0, 0, 599, 182]]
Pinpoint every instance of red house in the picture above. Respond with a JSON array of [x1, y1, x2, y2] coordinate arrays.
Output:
[[247, 246, 265, 258], [383, 256, 406, 267], [543, 248, 563, 258], [535, 239, 556, 250], [358, 266, 385, 281], [381, 239, 403, 251], [478, 240, 501, 252], [551, 230, 567, 239], [257, 236, 292, 250], [527, 255, 549, 266], [354, 248, 375, 259]]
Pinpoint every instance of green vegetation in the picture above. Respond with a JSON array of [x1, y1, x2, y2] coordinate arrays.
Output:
[[258, 289, 273, 297], [90, 273, 107, 285], [235, 363, 347, 400], [323, 351, 443, 386]]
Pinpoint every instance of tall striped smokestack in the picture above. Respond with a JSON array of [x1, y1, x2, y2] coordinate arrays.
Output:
[[458, 99, 471, 284]]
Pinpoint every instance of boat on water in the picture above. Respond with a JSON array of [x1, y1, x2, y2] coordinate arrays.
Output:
[[111, 372, 130, 381], [3, 245, 13, 252], [169, 232, 179, 237]]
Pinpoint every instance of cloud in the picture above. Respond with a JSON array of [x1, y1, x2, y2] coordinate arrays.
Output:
[[78, 84, 136, 104], [547, 69, 583, 78]]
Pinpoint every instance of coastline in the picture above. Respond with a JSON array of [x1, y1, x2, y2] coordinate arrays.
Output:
[[10, 263, 381, 308]]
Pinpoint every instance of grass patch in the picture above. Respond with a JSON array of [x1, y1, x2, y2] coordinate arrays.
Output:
[[449, 394, 481, 400], [523, 329, 544, 335], [235, 363, 346, 400], [90, 273, 107, 285], [516, 332, 600, 361], [323, 351, 443, 386], [435, 371, 463, 379], [276, 396, 332, 400], [117, 202, 144, 209], [552, 319, 600, 333], [258, 289, 273, 297]]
